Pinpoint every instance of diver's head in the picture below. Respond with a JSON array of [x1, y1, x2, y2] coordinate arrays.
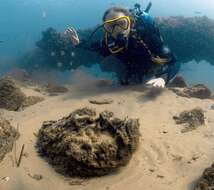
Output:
[[103, 7, 133, 39]]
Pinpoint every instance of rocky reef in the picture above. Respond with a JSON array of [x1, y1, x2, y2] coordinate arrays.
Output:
[[157, 16, 214, 64], [19, 16, 214, 72], [37, 107, 140, 177]]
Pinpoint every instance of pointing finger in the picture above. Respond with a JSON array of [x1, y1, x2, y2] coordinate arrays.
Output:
[[70, 27, 78, 36]]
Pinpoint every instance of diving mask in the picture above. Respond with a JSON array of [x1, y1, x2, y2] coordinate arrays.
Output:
[[103, 16, 131, 34], [103, 16, 130, 54]]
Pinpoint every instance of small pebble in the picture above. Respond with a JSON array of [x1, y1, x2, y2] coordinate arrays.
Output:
[[1, 177, 10, 182], [33, 174, 43, 181], [23, 152, 29, 158], [157, 175, 164, 178], [69, 179, 84, 186], [28, 173, 43, 181], [192, 155, 200, 161], [149, 169, 155, 173]]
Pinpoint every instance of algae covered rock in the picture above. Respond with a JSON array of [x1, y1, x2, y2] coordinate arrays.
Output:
[[194, 163, 214, 190], [37, 107, 140, 177], [0, 77, 44, 111], [171, 84, 212, 99], [0, 77, 26, 111], [184, 84, 212, 99], [173, 108, 205, 132], [0, 117, 19, 162]]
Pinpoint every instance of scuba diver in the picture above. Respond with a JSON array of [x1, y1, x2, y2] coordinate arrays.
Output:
[[65, 3, 180, 87]]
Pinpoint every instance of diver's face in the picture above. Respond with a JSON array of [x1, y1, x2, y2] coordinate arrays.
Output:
[[104, 11, 131, 39]]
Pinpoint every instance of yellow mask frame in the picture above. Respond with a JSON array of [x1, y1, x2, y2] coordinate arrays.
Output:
[[103, 16, 131, 34]]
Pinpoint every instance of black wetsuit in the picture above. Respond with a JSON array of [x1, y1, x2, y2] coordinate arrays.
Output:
[[79, 12, 180, 85]]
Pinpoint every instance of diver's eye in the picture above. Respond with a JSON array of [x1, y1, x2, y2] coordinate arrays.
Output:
[[104, 23, 115, 33], [115, 19, 129, 30], [112, 25, 125, 35]]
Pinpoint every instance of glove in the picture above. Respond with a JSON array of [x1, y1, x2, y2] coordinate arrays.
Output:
[[64, 27, 80, 46], [146, 77, 166, 88]]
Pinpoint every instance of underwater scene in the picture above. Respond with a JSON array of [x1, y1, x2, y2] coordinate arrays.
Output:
[[0, 0, 214, 190]]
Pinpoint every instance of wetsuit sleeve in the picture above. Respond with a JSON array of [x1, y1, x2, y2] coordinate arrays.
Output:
[[141, 14, 164, 55], [143, 15, 180, 83], [154, 46, 180, 83], [75, 40, 110, 57]]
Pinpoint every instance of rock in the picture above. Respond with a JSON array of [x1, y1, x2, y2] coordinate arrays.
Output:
[[171, 84, 212, 99], [149, 169, 155, 173], [69, 179, 85, 186], [0, 77, 44, 111], [44, 83, 68, 94], [1, 177, 10, 182], [168, 75, 188, 88], [89, 98, 114, 105], [173, 108, 205, 132], [194, 163, 214, 190], [171, 154, 183, 161], [28, 173, 43, 181], [0, 117, 19, 162], [37, 107, 140, 177], [192, 154, 200, 161], [22, 96, 44, 108], [210, 104, 214, 110], [184, 84, 212, 99], [157, 175, 165, 179], [23, 152, 29, 158], [0, 77, 26, 111]]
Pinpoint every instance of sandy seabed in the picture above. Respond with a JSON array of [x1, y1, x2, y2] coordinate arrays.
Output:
[[0, 80, 214, 190]]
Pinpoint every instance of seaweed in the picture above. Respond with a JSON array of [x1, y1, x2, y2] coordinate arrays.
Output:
[[37, 107, 140, 177]]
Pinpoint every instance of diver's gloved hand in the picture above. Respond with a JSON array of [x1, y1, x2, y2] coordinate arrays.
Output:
[[64, 27, 80, 46], [146, 78, 166, 88]]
